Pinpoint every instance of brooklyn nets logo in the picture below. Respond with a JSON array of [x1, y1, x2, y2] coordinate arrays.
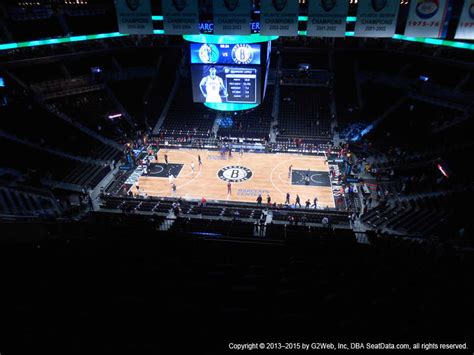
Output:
[[217, 166, 253, 183], [231, 44, 253, 65]]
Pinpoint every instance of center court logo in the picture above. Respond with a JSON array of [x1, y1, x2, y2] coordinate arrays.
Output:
[[415, 0, 439, 19], [218, 166, 253, 183]]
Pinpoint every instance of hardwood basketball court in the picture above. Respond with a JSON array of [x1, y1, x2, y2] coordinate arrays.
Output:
[[138, 148, 335, 208]]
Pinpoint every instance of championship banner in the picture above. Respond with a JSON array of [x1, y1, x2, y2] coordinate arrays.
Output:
[[307, 0, 349, 37], [455, 0, 474, 40], [115, 0, 153, 34], [162, 0, 200, 35], [354, 0, 400, 37], [260, 0, 299, 36], [213, 0, 251, 35], [404, 0, 449, 38]]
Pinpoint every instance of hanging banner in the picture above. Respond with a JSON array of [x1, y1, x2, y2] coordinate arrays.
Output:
[[260, 0, 299, 36], [213, 0, 251, 35], [455, 0, 474, 40], [115, 0, 153, 34], [162, 0, 200, 35], [404, 0, 449, 38], [307, 0, 349, 37], [354, 0, 400, 37]]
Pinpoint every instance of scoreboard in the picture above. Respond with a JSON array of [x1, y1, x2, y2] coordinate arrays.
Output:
[[190, 43, 261, 65], [225, 67, 258, 103], [190, 43, 262, 105]]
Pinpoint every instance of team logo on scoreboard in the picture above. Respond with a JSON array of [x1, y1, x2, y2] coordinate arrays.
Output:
[[415, 0, 439, 19], [224, 0, 239, 12], [231, 44, 254, 65], [272, 0, 288, 12], [126, 0, 141, 11], [198, 44, 220, 63], [217, 166, 253, 183], [321, 0, 336, 12], [371, 0, 387, 12], [172, 0, 187, 11]]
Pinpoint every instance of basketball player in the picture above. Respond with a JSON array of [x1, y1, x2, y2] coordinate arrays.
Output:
[[164, 154, 168, 165], [199, 66, 228, 103], [191, 161, 195, 174], [285, 192, 290, 205], [295, 194, 301, 208], [288, 164, 293, 179], [227, 182, 232, 194], [198, 155, 202, 166], [168, 173, 174, 185]]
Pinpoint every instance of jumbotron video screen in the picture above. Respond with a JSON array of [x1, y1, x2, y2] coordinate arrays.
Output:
[[190, 43, 263, 104]]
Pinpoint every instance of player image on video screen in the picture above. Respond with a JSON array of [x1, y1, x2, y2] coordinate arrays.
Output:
[[199, 66, 228, 103]]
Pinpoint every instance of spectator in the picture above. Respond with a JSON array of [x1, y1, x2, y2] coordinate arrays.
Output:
[[288, 215, 294, 225], [233, 210, 240, 221], [322, 216, 329, 228]]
